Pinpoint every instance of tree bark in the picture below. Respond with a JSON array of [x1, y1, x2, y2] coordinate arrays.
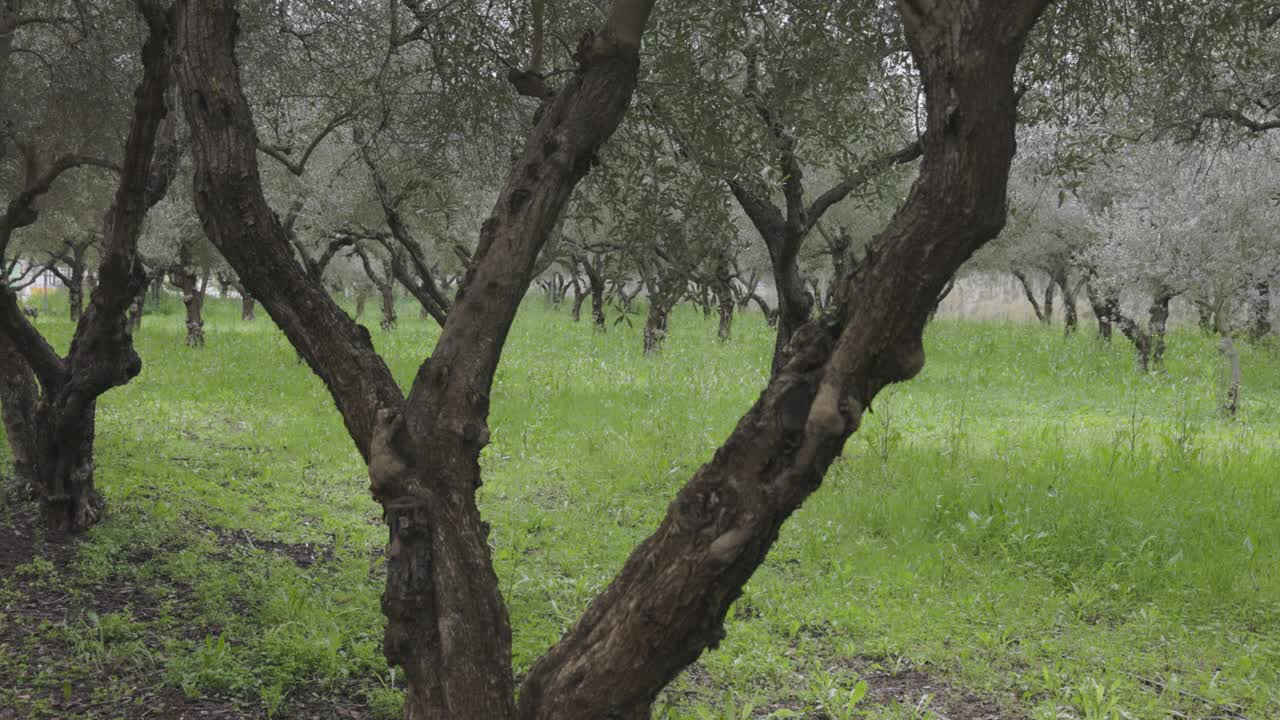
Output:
[[727, 133, 919, 377], [128, 290, 145, 332], [231, 280, 256, 321], [1085, 282, 1117, 341], [1248, 280, 1271, 342], [517, 5, 1048, 716], [379, 284, 397, 330], [1149, 288, 1173, 368], [1013, 269, 1045, 323], [1041, 276, 1056, 324], [577, 254, 607, 330], [177, 1, 656, 716], [1050, 268, 1076, 335], [176, 1, 1047, 717], [169, 257, 208, 347], [715, 262, 735, 342], [67, 243, 88, 322], [0, 1, 176, 533], [0, 335, 37, 494], [643, 298, 670, 353]]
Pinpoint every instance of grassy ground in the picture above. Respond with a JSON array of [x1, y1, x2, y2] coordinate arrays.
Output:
[[2, 292, 1279, 720]]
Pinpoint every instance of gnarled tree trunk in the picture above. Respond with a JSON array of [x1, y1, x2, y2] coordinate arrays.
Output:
[[169, 258, 208, 347], [0, 2, 176, 534], [175, 1, 1048, 718]]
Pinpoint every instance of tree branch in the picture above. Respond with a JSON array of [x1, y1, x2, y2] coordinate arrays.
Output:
[[803, 139, 923, 235], [256, 110, 353, 176], [1201, 107, 1280, 133]]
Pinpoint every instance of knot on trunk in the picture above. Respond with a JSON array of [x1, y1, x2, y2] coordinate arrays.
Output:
[[369, 406, 412, 502], [874, 338, 926, 385]]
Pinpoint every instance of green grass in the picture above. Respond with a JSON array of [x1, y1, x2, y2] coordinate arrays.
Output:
[[3, 290, 1280, 719]]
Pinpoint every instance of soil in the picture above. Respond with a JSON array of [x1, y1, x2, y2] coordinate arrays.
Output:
[[0, 499, 373, 720]]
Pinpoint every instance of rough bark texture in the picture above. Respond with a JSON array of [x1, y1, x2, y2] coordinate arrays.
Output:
[[0, 334, 38, 492], [169, 252, 208, 347], [177, 1, 1046, 718], [354, 289, 368, 320], [177, 1, 655, 717], [0, 1, 176, 533], [515, 3, 1048, 717]]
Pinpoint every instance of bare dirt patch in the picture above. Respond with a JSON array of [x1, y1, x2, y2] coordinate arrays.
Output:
[[0, 500, 371, 720], [212, 527, 335, 568]]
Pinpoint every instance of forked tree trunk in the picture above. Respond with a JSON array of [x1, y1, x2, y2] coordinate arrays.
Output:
[[0, 2, 175, 534], [726, 86, 920, 377], [175, 1, 1048, 717], [179, 2, 656, 715]]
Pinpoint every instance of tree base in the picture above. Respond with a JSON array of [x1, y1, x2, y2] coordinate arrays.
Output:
[[43, 488, 105, 535]]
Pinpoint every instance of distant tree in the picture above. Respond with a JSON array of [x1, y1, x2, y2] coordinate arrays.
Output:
[[647, 0, 922, 373], [1084, 142, 1280, 368]]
